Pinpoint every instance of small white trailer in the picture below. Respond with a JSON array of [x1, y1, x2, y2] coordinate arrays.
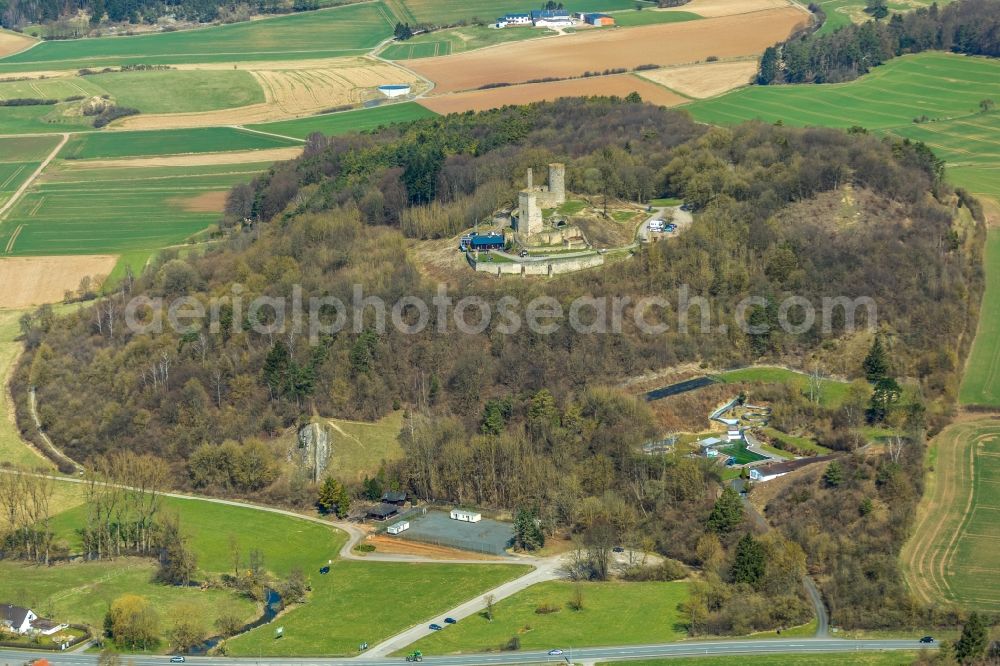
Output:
[[387, 521, 410, 535], [450, 509, 482, 523]]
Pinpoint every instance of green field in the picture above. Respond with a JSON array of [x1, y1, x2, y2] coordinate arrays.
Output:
[[715, 366, 853, 409], [0, 3, 394, 72], [0, 559, 258, 632], [0, 101, 94, 134], [601, 653, 922, 666], [225, 561, 531, 656], [760, 426, 832, 455], [0, 135, 60, 208], [49, 495, 346, 574], [903, 419, 1000, 612], [393, 0, 642, 24], [960, 229, 1000, 405], [685, 52, 1000, 201], [408, 580, 690, 654], [380, 25, 555, 60], [0, 161, 271, 255], [62, 126, 300, 159], [605, 9, 702, 26], [248, 102, 436, 140]]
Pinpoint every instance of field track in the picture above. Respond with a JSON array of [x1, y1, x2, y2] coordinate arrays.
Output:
[[407, 7, 806, 94], [0, 132, 67, 220], [902, 418, 1000, 611]]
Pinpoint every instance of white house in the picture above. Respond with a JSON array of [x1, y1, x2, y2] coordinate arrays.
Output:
[[377, 84, 411, 98], [499, 12, 532, 25], [1, 604, 36, 635], [387, 520, 410, 535], [450, 509, 482, 523], [726, 429, 742, 442]]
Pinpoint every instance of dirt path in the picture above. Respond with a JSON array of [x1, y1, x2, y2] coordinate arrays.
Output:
[[0, 132, 67, 222]]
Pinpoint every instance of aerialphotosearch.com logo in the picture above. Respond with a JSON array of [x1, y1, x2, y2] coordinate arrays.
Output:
[[123, 283, 878, 342]]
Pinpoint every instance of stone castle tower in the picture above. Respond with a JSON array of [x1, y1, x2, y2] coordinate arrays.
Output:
[[516, 163, 565, 237]]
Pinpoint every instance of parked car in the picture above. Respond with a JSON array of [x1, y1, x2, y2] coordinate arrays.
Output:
[[548, 649, 564, 656], [680, 203, 693, 211], [919, 636, 935, 644], [665, 223, 677, 232], [444, 617, 457, 624], [429, 624, 443, 631], [169, 657, 185, 663], [612, 546, 624, 553], [319, 566, 330, 574], [519, 250, 529, 257]]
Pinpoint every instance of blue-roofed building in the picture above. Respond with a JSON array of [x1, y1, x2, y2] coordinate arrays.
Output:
[[460, 232, 506, 251]]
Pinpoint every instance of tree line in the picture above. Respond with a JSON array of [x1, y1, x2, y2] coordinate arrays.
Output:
[[757, 0, 1000, 84]]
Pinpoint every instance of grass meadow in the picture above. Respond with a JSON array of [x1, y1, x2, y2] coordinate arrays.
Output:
[[0, 70, 263, 113], [0, 102, 93, 134], [322, 411, 405, 482], [0, 559, 258, 631], [0, 2, 394, 72], [715, 366, 853, 409], [408, 580, 690, 654], [62, 126, 300, 158], [0, 309, 54, 469], [225, 560, 531, 656], [49, 495, 347, 574], [813, 0, 949, 36], [248, 102, 436, 139], [0, 161, 271, 255]]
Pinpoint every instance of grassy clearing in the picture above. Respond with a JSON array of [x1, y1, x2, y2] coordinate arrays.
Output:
[[324, 411, 404, 482], [685, 52, 1000, 200], [62, 127, 299, 159], [49, 494, 346, 575], [0, 559, 258, 632], [902, 419, 1000, 612], [960, 229, 1000, 406], [248, 102, 436, 140], [396, 0, 641, 24], [225, 561, 531, 656], [0, 3, 393, 72], [715, 366, 852, 408], [409, 580, 689, 654], [813, 0, 948, 36], [760, 426, 832, 455], [605, 9, 702, 26], [600, 653, 922, 666], [0, 161, 271, 255], [381, 25, 555, 59]]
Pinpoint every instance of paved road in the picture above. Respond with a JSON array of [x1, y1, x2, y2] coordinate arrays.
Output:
[[0, 639, 935, 666]]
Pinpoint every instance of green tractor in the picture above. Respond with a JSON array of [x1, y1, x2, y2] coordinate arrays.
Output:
[[405, 650, 423, 662]]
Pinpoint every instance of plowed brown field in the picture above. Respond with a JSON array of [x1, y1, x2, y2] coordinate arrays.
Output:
[[418, 73, 686, 113], [0, 255, 116, 308], [408, 8, 806, 94]]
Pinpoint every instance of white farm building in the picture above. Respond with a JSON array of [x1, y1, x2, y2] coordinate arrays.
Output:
[[387, 520, 410, 535], [450, 508, 482, 523], [377, 84, 411, 98]]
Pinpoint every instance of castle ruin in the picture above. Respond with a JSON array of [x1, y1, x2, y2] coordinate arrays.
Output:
[[516, 163, 565, 238]]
